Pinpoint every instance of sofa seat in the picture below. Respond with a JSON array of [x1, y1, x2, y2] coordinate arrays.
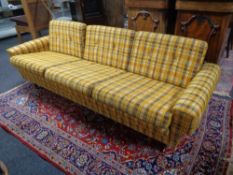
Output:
[[92, 73, 184, 129], [8, 20, 221, 146], [44, 60, 125, 96], [10, 51, 81, 75]]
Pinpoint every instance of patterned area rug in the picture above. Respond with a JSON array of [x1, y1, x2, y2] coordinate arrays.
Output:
[[217, 53, 233, 174], [0, 83, 232, 175]]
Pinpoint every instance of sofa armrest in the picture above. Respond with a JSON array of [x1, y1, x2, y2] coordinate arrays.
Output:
[[7, 36, 49, 57], [170, 63, 220, 145]]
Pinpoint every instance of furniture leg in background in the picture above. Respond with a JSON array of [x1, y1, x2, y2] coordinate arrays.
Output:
[[226, 18, 233, 58], [0, 160, 8, 175]]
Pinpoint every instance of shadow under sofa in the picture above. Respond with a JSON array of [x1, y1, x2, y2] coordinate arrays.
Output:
[[7, 20, 220, 146]]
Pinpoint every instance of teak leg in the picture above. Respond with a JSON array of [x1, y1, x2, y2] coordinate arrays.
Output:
[[15, 25, 23, 43]]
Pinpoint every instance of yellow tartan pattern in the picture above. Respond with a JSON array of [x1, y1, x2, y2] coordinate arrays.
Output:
[[128, 32, 208, 88], [7, 20, 221, 146], [7, 36, 49, 57], [84, 25, 135, 70], [45, 60, 125, 96], [170, 63, 220, 145], [49, 20, 86, 57], [92, 73, 183, 129], [17, 68, 170, 145], [10, 51, 81, 75]]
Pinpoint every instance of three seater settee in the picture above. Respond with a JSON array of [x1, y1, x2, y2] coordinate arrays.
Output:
[[8, 20, 220, 146]]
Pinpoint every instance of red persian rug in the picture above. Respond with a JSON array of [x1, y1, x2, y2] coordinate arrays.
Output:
[[0, 83, 232, 175]]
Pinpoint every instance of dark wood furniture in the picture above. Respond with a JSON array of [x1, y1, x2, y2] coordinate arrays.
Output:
[[70, 0, 105, 25], [125, 0, 169, 33], [226, 17, 233, 58], [102, 0, 124, 27], [175, 0, 233, 63]]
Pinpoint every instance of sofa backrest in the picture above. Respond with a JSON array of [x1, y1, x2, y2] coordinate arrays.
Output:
[[84, 25, 135, 70], [49, 20, 86, 58], [127, 32, 208, 88]]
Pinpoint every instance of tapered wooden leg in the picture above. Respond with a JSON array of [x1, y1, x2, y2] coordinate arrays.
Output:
[[30, 30, 39, 39], [38, 31, 42, 37], [15, 25, 23, 43]]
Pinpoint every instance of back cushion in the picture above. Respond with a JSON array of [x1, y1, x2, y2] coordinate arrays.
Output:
[[128, 32, 208, 87], [49, 20, 86, 57], [84, 25, 135, 70]]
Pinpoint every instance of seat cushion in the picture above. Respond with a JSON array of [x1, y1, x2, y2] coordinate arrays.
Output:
[[44, 60, 125, 96], [128, 32, 208, 88], [49, 20, 86, 57], [92, 73, 184, 129], [10, 51, 81, 75], [83, 25, 135, 70]]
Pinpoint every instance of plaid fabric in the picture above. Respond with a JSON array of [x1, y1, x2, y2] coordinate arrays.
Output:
[[170, 63, 220, 145], [49, 20, 86, 57], [84, 25, 135, 70], [45, 60, 125, 96], [92, 73, 183, 129], [7, 36, 49, 57], [10, 51, 81, 75], [128, 32, 208, 88], [7, 20, 219, 146], [18, 68, 170, 145]]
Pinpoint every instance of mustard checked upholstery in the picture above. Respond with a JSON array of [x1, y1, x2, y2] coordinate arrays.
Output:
[[7, 20, 220, 146], [128, 31, 208, 88], [83, 25, 135, 70]]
